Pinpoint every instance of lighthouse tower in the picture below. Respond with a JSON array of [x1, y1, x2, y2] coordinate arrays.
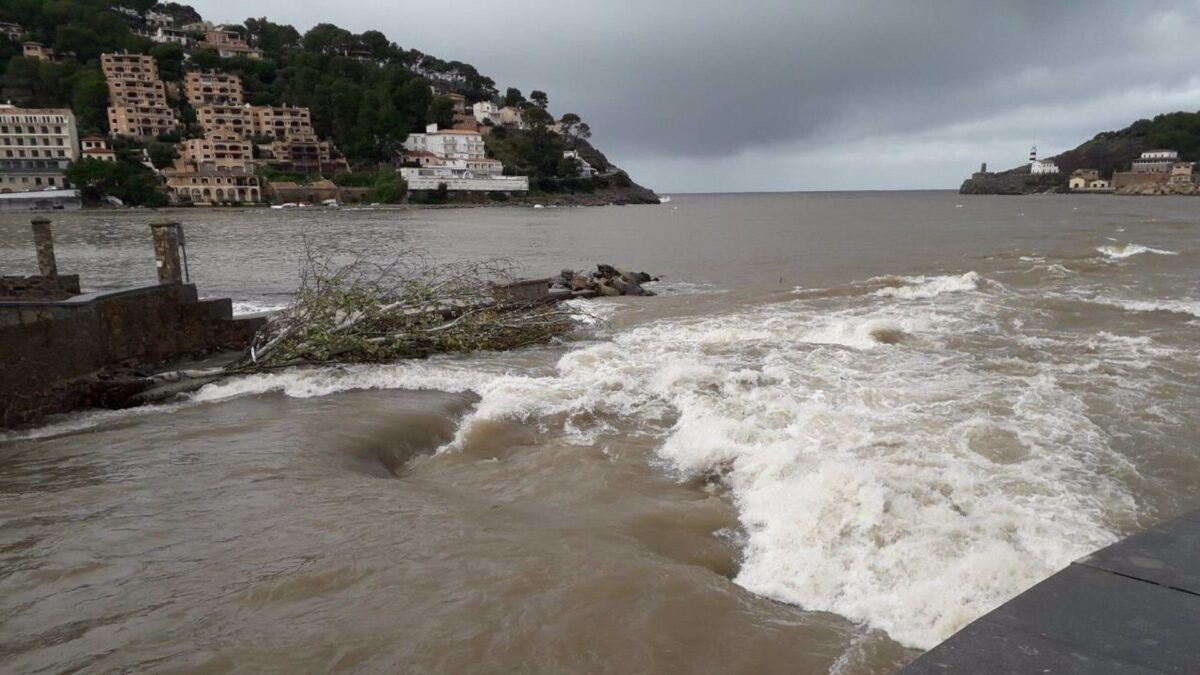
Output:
[[1029, 145, 1038, 165]]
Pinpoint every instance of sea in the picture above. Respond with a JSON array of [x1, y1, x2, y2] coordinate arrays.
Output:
[[1, 192, 1197, 673]]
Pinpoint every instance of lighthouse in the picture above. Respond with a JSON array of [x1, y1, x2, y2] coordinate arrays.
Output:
[[1029, 145, 1060, 175]]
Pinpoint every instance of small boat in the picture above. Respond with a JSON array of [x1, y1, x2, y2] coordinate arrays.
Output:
[[271, 202, 301, 210], [532, 204, 545, 209]]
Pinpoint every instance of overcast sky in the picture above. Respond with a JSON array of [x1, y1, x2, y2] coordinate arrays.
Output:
[[187, 1, 1200, 193]]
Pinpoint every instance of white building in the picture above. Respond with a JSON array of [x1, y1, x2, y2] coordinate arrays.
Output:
[[563, 150, 597, 177], [472, 101, 499, 125], [81, 136, 116, 162], [399, 167, 528, 193], [1031, 160, 1059, 175], [0, 105, 79, 192], [145, 10, 174, 27], [1132, 150, 1179, 174], [150, 27, 192, 46], [403, 123, 486, 160], [1028, 145, 1059, 175], [398, 154, 526, 192]]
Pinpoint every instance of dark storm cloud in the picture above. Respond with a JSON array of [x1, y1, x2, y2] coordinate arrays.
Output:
[[187, 1, 1200, 191]]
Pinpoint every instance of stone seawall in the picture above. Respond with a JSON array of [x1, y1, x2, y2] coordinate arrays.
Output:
[[0, 284, 263, 427], [0, 274, 81, 300]]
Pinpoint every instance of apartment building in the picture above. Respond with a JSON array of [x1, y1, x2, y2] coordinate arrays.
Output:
[[403, 123, 487, 160], [22, 42, 70, 63], [251, 105, 314, 139], [162, 166, 262, 204], [0, 105, 79, 192], [264, 137, 347, 174], [177, 131, 254, 172], [101, 52, 160, 80], [195, 104, 253, 137], [102, 53, 177, 138], [199, 30, 262, 59], [185, 71, 245, 106]]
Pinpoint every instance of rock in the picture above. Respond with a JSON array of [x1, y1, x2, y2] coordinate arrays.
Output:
[[621, 271, 652, 284], [596, 283, 621, 297], [570, 274, 592, 291], [623, 282, 645, 296], [611, 276, 629, 293], [596, 264, 619, 279], [559, 269, 575, 285]]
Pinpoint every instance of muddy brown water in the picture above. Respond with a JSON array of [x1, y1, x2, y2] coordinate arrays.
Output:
[[1, 192, 1198, 673]]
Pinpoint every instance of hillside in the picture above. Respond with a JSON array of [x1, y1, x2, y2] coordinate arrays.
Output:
[[0, 0, 655, 204], [960, 111, 1200, 194]]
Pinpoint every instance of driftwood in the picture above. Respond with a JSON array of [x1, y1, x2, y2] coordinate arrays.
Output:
[[151, 238, 583, 387], [243, 239, 579, 366]]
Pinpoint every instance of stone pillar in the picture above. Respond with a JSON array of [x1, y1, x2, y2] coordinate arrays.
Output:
[[149, 219, 182, 284], [31, 216, 57, 277]]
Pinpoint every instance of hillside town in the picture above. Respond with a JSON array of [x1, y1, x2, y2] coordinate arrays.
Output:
[[0, 4, 639, 210]]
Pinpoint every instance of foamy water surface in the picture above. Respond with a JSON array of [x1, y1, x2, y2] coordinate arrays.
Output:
[[2, 193, 1197, 673]]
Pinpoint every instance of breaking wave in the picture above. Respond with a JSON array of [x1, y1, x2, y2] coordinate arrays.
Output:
[[872, 271, 984, 299], [1096, 243, 1178, 259], [192, 270, 1158, 650], [1093, 296, 1200, 319]]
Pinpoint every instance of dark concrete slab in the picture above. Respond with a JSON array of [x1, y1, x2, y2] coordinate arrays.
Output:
[[1079, 514, 1200, 595], [901, 617, 1164, 674], [983, 564, 1200, 673], [902, 510, 1200, 674]]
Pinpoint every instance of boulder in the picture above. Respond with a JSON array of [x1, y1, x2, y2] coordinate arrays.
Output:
[[570, 274, 592, 291], [559, 269, 575, 285], [623, 282, 645, 296], [596, 283, 621, 297], [621, 271, 652, 284], [611, 276, 629, 293], [596, 264, 619, 279]]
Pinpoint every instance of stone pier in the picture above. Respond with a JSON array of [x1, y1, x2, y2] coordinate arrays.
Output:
[[1, 218, 264, 428]]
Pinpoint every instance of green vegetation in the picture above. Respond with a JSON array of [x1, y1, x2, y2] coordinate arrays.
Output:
[[331, 170, 407, 203], [0, 1, 646, 205], [1093, 112, 1200, 162], [65, 158, 168, 207]]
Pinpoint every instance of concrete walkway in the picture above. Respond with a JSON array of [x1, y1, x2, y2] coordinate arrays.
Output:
[[902, 510, 1200, 674]]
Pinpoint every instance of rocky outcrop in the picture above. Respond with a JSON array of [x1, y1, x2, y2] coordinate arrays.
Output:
[[959, 169, 1068, 195], [552, 265, 658, 298], [1115, 181, 1200, 196]]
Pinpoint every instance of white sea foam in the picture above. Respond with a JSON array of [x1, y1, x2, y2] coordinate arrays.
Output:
[[1096, 243, 1178, 259], [231, 300, 289, 315], [873, 271, 984, 299], [181, 267, 1153, 650], [418, 284, 1131, 649], [1065, 292, 1200, 319], [1107, 298, 1200, 319]]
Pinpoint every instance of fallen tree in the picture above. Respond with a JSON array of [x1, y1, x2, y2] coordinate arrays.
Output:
[[245, 240, 580, 366]]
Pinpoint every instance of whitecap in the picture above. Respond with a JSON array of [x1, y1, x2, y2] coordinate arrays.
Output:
[[873, 272, 984, 300], [1096, 243, 1178, 259]]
